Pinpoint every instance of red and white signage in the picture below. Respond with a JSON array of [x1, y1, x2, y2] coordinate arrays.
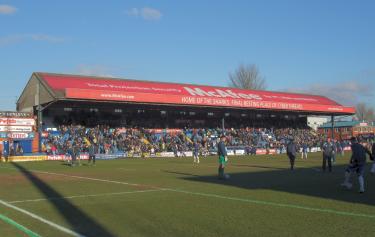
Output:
[[0, 126, 32, 132], [0, 116, 36, 140], [47, 154, 89, 160], [0, 118, 35, 126], [5, 126, 33, 132], [40, 73, 356, 114], [256, 149, 277, 155]]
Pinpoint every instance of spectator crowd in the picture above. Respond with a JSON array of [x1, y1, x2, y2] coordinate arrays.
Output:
[[41, 124, 355, 157]]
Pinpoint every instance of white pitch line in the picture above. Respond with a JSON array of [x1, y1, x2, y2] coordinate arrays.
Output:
[[8, 189, 162, 204], [162, 188, 375, 219], [2, 166, 375, 219], [116, 168, 137, 171], [0, 199, 85, 237]]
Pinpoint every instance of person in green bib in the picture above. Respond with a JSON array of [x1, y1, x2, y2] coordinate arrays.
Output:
[[218, 134, 229, 179]]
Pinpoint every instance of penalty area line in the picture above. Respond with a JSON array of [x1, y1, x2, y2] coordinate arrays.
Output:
[[8, 189, 163, 204]]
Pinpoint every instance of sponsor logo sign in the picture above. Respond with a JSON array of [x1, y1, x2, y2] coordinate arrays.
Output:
[[0, 111, 33, 118], [0, 126, 33, 132], [40, 74, 355, 114], [0, 118, 35, 126], [0, 116, 36, 140], [96, 153, 125, 160], [235, 149, 245, 155], [159, 152, 175, 157], [7, 132, 34, 139], [47, 154, 89, 160]]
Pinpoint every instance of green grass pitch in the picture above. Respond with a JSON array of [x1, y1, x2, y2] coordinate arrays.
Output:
[[0, 153, 375, 237]]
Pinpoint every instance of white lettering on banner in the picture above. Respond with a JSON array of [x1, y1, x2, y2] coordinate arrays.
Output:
[[5, 118, 35, 126], [86, 83, 181, 93], [235, 150, 245, 155], [47, 154, 89, 160], [6, 126, 33, 132], [0, 118, 35, 126], [181, 97, 196, 104], [8, 133, 29, 139], [0, 112, 32, 118], [184, 87, 262, 100], [180, 95, 304, 110]]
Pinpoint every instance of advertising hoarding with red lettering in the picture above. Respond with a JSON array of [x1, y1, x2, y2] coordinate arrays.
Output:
[[41, 74, 356, 114], [0, 118, 35, 126]]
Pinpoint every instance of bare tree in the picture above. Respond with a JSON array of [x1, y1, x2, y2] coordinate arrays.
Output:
[[228, 64, 266, 90], [355, 103, 375, 121]]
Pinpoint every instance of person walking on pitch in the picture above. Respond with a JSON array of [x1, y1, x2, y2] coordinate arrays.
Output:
[[286, 138, 297, 170], [301, 142, 308, 160], [88, 142, 97, 166], [341, 137, 373, 193], [193, 141, 200, 164], [322, 138, 335, 172], [217, 135, 229, 179]]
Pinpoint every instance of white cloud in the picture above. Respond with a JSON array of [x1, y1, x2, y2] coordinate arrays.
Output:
[[0, 34, 66, 46], [29, 34, 66, 43], [283, 80, 374, 106], [125, 8, 139, 17], [125, 7, 162, 21], [0, 4, 17, 15], [141, 7, 162, 20], [0, 35, 24, 46], [75, 64, 115, 77]]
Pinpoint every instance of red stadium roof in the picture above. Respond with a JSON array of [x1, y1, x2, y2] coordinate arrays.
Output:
[[29, 72, 355, 114]]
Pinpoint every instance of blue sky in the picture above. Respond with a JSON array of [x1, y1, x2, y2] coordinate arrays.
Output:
[[0, 0, 374, 111]]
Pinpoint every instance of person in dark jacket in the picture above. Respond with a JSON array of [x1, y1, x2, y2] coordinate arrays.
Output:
[[193, 141, 200, 164], [2, 140, 9, 162], [322, 138, 335, 172], [370, 141, 375, 174], [301, 142, 308, 160], [286, 138, 297, 170], [217, 135, 228, 179], [341, 137, 373, 193], [88, 142, 97, 166]]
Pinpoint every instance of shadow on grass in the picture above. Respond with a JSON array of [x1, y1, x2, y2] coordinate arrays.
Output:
[[231, 164, 285, 170], [180, 163, 375, 206], [162, 170, 201, 177], [12, 162, 116, 237]]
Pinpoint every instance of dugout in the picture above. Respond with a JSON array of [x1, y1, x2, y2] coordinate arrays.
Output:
[[16, 72, 355, 143]]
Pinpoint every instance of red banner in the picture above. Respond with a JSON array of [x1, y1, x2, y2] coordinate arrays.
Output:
[[41, 74, 355, 114], [256, 149, 277, 155], [0, 118, 35, 126], [65, 88, 354, 113]]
